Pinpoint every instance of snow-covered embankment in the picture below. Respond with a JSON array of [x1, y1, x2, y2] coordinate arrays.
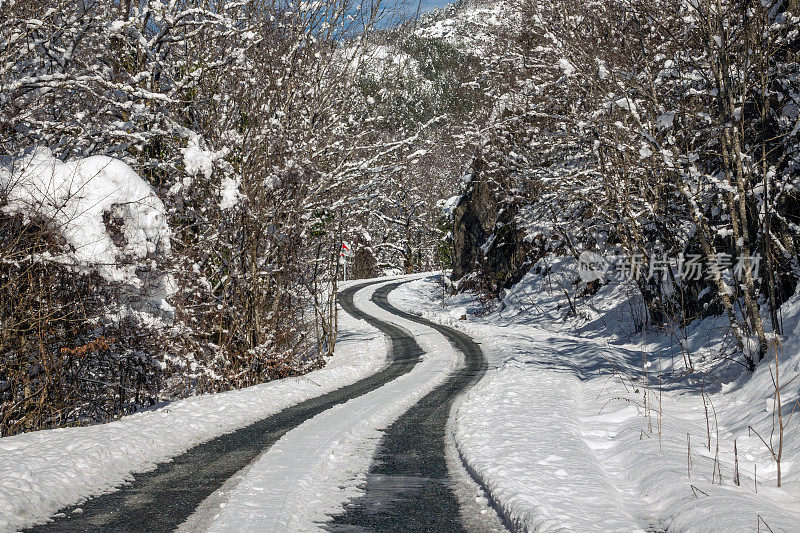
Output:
[[390, 274, 800, 532]]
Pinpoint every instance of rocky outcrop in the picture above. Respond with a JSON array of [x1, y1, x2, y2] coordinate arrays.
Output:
[[451, 154, 529, 293]]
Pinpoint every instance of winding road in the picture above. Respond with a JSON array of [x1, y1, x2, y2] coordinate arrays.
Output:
[[27, 279, 502, 532], [329, 284, 491, 531]]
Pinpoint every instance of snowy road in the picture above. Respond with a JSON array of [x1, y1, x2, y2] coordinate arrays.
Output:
[[22, 278, 503, 532], [23, 280, 416, 532], [190, 279, 505, 532], [329, 287, 501, 532]]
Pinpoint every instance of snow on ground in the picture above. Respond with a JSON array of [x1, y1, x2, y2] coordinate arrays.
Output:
[[390, 266, 800, 532], [196, 276, 462, 532], [0, 280, 392, 533]]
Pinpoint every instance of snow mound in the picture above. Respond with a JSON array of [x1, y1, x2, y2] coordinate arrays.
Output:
[[182, 137, 216, 179], [0, 148, 170, 285]]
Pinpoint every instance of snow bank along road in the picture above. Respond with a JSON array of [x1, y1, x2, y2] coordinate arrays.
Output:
[[16, 278, 500, 532], [2, 279, 385, 532], [390, 276, 800, 532]]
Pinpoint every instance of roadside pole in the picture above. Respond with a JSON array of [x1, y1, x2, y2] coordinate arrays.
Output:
[[341, 242, 352, 282]]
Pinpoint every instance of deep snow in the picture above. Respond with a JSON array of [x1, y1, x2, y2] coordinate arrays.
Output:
[[389, 267, 800, 532]]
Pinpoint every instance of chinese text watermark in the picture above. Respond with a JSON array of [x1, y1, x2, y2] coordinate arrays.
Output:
[[578, 251, 761, 283]]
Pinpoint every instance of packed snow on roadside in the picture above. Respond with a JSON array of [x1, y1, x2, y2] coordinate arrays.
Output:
[[390, 267, 800, 532], [191, 276, 463, 532], [0, 281, 389, 533]]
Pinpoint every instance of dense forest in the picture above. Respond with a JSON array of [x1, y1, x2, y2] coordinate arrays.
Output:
[[446, 0, 800, 377]]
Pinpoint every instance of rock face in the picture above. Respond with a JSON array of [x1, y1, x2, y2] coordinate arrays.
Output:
[[451, 155, 529, 293]]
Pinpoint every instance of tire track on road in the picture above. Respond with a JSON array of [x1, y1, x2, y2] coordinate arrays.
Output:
[[329, 285, 506, 532]]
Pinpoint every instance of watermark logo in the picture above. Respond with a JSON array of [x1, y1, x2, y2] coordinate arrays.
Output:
[[578, 251, 609, 282], [578, 251, 762, 283]]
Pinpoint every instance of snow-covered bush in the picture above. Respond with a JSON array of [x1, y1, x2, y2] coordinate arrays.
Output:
[[1, 148, 171, 289], [0, 150, 173, 435]]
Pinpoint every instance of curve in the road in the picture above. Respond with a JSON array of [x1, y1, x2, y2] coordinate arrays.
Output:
[[25, 281, 423, 533], [328, 285, 491, 532]]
